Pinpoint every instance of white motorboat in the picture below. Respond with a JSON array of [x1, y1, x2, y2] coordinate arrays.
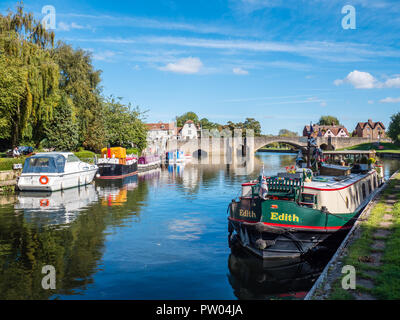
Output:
[[17, 152, 98, 191]]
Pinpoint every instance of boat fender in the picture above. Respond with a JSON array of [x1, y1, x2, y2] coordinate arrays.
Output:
[[255, 239, 276, 250], [39, 175, 49, 185]]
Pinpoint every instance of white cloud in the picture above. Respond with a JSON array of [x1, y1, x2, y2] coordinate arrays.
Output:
[[335, 71, 400, 89], [58, 21, 86, 31], [320, 101, 327, 107], [93, 50, 116, 61], [334, 70, 379, 89], [384, 77, 400, 88], [233, 67, 249, 75], [368, 100, 374, 104], [380, 97, 400, 103], [159, 57, 203, 74]]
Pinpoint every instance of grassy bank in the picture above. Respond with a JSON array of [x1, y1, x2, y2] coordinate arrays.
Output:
[[338, 142, 400, 154], [327, 173, 400, 300]]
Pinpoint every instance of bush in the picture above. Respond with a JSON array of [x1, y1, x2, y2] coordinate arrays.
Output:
[[74, 150, 96, 159], [126, 148, 140, 155], [0, 157, 26, 171]]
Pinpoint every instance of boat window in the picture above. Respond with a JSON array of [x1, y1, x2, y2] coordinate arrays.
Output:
[[362, 184, 366, 199], [67, 154, 80, 162], [300, 193, 316, 205], [22, 156, 64, 174], [345, 196, 349, 209], [29, 157, 49, 167], [374, 176, 377, 189], [368, 181, 372, 194]]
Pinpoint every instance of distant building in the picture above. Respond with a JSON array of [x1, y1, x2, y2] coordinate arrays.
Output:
[[145, 122, 177, 141], [354, 119, 386, 139], [178, 120, 199, 140], [303, 124, 350, 138]]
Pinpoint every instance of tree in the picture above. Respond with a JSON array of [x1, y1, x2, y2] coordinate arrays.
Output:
[[278, 129, 298, 137], [103, 96, 148, 151], [176, 112, 199, 127], [318, 115, 340, 126], [43, 94, 79, 151], [388, 112, 400, 144], [199, 118, 218, 130], [53, 43, 104, 150], [243, 118, 261, 136], [0, 5, 59, 147]]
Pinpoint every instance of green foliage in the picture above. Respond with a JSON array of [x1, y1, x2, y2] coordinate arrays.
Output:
[[318, 115, 341, 126], [43, 94, 79, 151], [0, 5, 148, 154], [103, 96, 148, 151], [278, 129, 298, 137], [0, 8, 60, 146], [338, 142, 400, 154], [53, 42, 105, 149], [0, 157, 25, 171], [199, 118, 219, 130], [388, 112, 400, 144], [176, 111, 199, 127]]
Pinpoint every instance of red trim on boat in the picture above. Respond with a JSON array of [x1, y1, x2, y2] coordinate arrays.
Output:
[[97, 171, 138, 180], [228, 216, 342, 230], [241, 183, 257, 186]]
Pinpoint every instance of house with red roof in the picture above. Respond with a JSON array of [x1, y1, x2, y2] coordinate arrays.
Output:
[[302, 124, 350, 138]]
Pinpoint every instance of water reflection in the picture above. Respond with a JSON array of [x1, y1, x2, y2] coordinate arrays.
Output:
[[228, 245, 332, 300], [15, 185, 98, 227]]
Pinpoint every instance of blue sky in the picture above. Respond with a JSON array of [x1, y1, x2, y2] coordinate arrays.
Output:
[[1, 0, 400, 134]]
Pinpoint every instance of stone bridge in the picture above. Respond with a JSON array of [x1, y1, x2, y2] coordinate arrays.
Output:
[[148, 136, 389, 159], [253, 136, 390, 151]]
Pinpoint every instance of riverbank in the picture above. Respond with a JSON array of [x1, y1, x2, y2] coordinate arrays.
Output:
[[338, 142, 400, 156], [0, 170, 18, 195], [307, 171, 400, 300]]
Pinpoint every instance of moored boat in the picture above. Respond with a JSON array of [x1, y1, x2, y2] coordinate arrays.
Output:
[[228, 134, 385, 261], [17, 152, 97, 192], [97, 147, 138, 179], [138, 154, 161, 172]]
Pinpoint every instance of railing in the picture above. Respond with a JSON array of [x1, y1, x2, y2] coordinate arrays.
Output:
[[251, 177, 303, 200]]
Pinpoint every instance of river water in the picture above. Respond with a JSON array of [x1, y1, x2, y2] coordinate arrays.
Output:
[[0, 153, 399, 300]]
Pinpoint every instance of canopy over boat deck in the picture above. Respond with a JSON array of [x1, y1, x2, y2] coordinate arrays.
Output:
[[323, 150, 376, 164]]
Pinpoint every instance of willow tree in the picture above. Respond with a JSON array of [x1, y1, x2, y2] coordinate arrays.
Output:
[[53, 43, 105, 150], [0, 4, 59, 146]]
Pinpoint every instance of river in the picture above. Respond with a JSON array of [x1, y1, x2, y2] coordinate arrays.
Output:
[[0, 153, 399, 300]]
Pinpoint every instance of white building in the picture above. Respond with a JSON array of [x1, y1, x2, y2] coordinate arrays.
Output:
[[146, 122, 177, 142], [179, 120, 199, 140]]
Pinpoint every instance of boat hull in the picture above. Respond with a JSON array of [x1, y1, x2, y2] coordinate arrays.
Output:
[[17, 169, 98, 192], [97, 162, 138, 179], [228, 216, 352, 261]]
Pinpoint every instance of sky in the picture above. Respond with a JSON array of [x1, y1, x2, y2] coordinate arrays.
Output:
[[1, 0, 400, 135]]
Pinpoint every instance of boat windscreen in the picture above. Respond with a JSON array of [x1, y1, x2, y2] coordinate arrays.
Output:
[[22, 155, 65, 173]]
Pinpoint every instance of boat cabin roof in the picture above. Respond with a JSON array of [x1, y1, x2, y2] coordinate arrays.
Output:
[[31, 152, 75, 159], [22, 152, 80, 174], [303, 171, 373, 191]]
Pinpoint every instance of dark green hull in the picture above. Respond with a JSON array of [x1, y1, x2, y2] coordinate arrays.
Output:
[[228, 198, 359, 260]]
